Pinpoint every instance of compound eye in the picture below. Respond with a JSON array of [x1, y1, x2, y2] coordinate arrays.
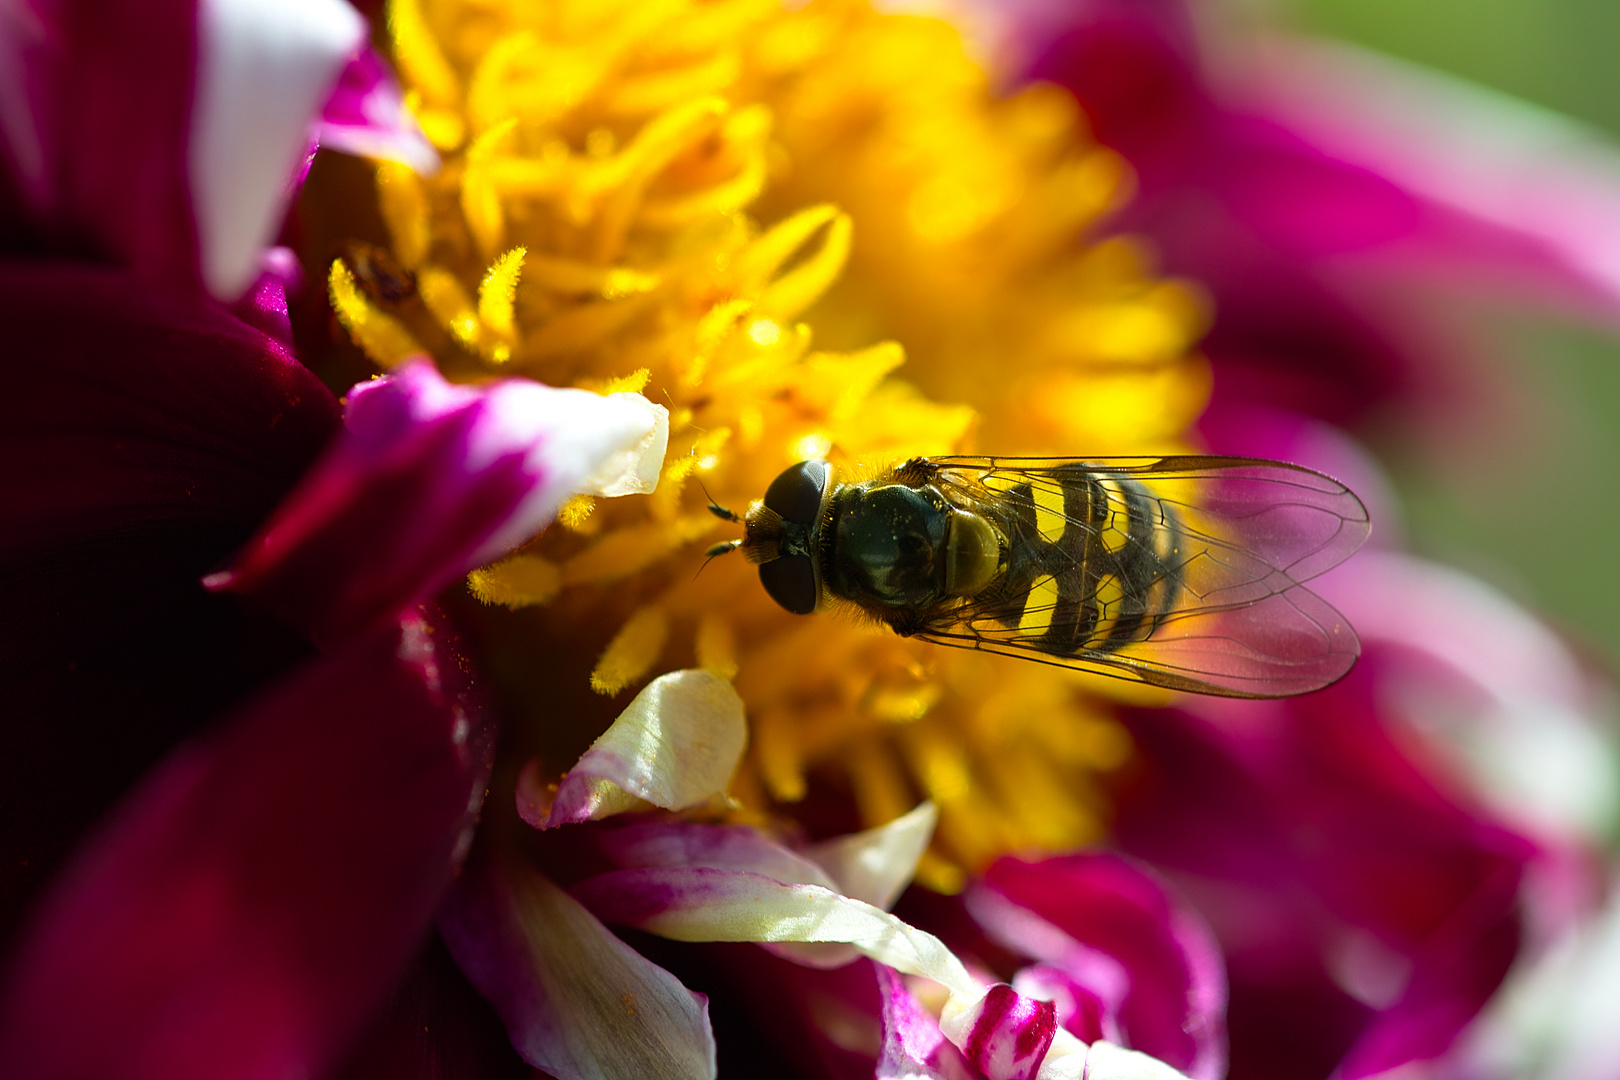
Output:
[[759, 554, 818, 615], [763, 460, 830, 524]]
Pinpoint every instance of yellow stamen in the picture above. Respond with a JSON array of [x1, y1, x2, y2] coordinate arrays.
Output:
[[376, 162, 430, 269], [478, 246, 528, 355], [591, 604, 671, 696], [468, 554, 563, 609], [328, 260, 420, 367], [350, 0, 1214, 883], [558, 495, 598, 534]]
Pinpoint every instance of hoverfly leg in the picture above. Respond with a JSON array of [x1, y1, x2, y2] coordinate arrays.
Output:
[[891, 456, 938, 484], [882, 609, 929, 638]]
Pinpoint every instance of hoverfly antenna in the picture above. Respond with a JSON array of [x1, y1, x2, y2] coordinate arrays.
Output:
[[696, 538, 743, 580], [696, 477, 741, 523]]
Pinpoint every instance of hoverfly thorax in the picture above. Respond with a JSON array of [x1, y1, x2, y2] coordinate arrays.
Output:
[[740, 459, 1009, 617], [826, 482, 1006, 610]]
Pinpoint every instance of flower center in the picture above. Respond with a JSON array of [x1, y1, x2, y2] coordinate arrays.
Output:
[[324, 0, 1210, 889]]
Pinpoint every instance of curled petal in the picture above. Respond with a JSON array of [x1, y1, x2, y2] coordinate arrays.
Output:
[[589, 803, 937, 911], [1012, 961, 1127, 1047], [572, 867, 978, 997], [208, 360, 668, 648], [437, 846, 716, 1080], [571, 866, 1099, 1080], [938, 983, 1056, 1080], [595, 821, 838, 890], [805, 801, 938, 911], [0, 608, 496, 1080], [528, 670, 745, 827], [313, 45, 438, 175], [590, 818, 854, 970]]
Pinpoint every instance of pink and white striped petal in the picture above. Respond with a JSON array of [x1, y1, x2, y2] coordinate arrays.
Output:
[[191, 0, 366, 298], [876, 965, 978, 1080], [570, 866, 1186, 1080], [208, 360, 667, 648], [437, 846, 716, 1080], [520, 670, 745, 827], [939, 983, 1057, 1080]]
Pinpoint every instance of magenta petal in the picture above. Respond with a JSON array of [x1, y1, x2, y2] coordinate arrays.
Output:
[[1113, 690, 1536, 1080], [314, 46, 438, 174], [231, 271, 295, 345], [0, 607, 496, 1080], [208, 361, 650, 648], [875, 966, 978, 1080], [1011, 962, 1126, 1047], [1, 0, 202, 289], [977, 854, 1228, 1080]]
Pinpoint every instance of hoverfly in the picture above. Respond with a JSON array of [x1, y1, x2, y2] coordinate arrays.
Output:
[[706, 456, 1370, 698]]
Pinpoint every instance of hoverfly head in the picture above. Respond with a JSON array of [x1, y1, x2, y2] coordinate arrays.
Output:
[[742, 459, 834, 616], [740, 502, 784, 565]]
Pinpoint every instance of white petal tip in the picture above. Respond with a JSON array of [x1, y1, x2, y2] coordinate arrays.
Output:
[[580, 395, 669, 498]]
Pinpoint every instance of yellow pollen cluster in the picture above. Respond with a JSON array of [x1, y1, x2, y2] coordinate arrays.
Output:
[[332, 0, 1210, 888]]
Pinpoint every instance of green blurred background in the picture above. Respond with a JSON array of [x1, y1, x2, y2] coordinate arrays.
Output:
[[1277, 0, 1620, 669]]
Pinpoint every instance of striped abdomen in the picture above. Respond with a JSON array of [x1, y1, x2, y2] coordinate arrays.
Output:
[[981, 466, 1185, 657]]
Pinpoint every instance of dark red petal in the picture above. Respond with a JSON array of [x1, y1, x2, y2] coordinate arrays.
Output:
[[0, 607, 496, 1080], [330, 933, 530, 1080], [3, 0, 202, 289], [0, 261, 339, 933], [0, 261, 338, 555]]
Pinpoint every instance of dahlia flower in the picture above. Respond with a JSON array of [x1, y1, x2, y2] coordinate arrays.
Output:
[[7, 1, 1616, 1079], [302, 1, 1617, 1077]]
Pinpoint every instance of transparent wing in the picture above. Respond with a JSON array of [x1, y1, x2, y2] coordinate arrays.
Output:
[[914, 456, 1371, 698]]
